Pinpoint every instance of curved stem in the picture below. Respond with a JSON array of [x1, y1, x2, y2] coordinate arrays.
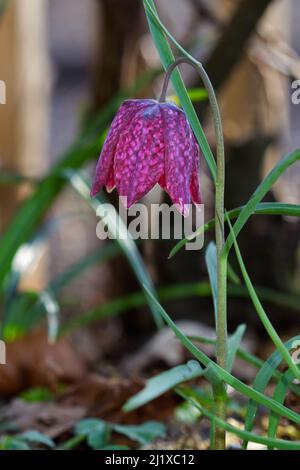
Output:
[[160, 57, 227, 450]]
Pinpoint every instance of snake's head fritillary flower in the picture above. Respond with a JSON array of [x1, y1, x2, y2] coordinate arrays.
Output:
[[91, 99, 201, 216]]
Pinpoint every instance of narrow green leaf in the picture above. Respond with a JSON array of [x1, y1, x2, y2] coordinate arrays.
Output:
[[61, 281, 300, 335], [223, 150, 300, 256], [243, 336, 300, 448], [56, 435, 85, 451], [124, 360, 204, 411], [170, 202, 300, 257], [226, 324, 246, 373], [178, 389, 300, 450], [190, 334, 300, 400], [227, 262, 241, 285], [141, 285, 300, 426], [267, 369, 293, 449], [205, 242, 218, 323]]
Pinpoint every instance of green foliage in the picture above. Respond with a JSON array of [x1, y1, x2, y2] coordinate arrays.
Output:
[[170, 202, 300, 257], [20, 387, 53, 403], [73, 418, 166, 450], [0, 430, 54, 450], [125, 288, 300, 437], [226, 324, 246, 373], [124, 361, 204, 411]]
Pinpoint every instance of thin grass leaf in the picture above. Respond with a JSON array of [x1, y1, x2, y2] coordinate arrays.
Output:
[[124, 361, 204, 411], [61, 281, 300, 335], [205, 242, 218, 323], [190, 334, 300, 401], [223, 149, 300, 256], [267, 369, 295, 449], [144, 0, 217, 182], [142, 285, 300, 426], [227, 262, 241, 285], [242, 335, 300, 449], [56, 435, 85, 451], [177, 389, 300, 450], [226, 324, 246, 373], [170, 202, 300, 257]]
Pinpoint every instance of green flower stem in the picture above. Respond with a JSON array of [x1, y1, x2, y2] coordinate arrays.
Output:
[[144, 0, 217, 182], [161, 57, 227, 450]]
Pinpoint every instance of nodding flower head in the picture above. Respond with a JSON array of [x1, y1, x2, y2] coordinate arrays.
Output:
[[91, 98, 201, 216]]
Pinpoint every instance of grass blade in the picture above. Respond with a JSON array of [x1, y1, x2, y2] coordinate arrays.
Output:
[[223, 150, 300, 256], [226, 324, 246, 373], [205, 242, 218, 323], [124, 360, 204, 411], [178, 389, 300, 450], [242, 336, 300, 448], [61, 281, 300, 335], [141, 286, 300, 426], [170, 202, 300, 258], [267, 369, 294, 449]]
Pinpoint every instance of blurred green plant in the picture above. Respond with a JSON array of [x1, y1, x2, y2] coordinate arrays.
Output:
[[58, 418, 166, 451], [0, 430, 54, 450]]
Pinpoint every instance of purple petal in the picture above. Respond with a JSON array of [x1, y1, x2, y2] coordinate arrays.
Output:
[[91, 101, 146, 197], [162, 104, 195, 216], [190, 140, 202, 206], [114, 103, 165, 207]]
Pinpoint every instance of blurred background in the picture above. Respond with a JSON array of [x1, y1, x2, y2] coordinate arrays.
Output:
[[0, 0, 300, 426]]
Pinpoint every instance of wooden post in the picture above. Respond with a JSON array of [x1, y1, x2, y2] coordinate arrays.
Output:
[[0, 0, 50, 290]]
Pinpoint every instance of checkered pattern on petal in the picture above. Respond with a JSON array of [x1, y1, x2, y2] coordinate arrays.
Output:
[[91, 100, 145, 196], [161, 103, 195, 216], [114, 103, 165, 207]]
